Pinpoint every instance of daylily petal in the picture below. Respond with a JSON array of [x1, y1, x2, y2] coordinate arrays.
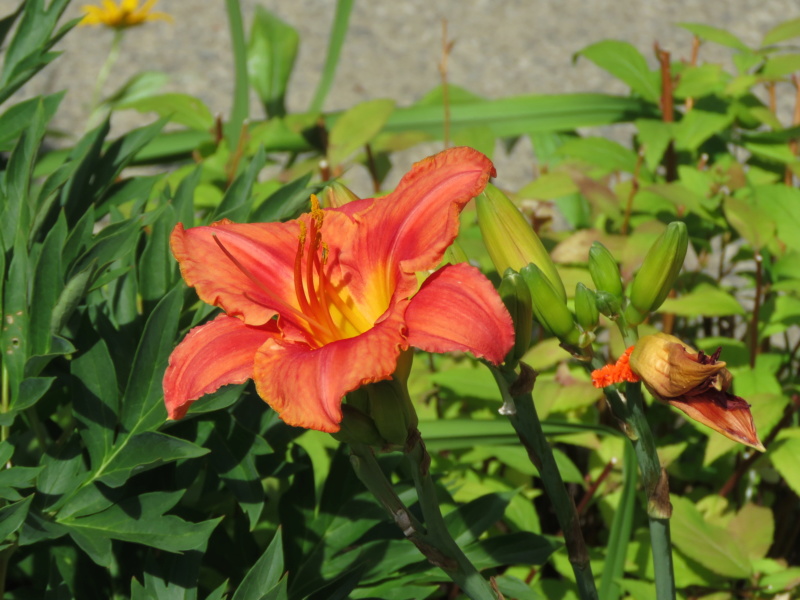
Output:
[[253, 301, 410, 433], [163, 314, 279, 420], [405, 263, 514, 364], [343, 148, 495, 304], [667, 391, 765, 452], [171, 220, 302, 327]]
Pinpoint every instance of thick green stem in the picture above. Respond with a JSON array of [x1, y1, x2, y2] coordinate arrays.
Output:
[[405, 432, 502, 600], [349, 441, 501, 600], [600, 326, 675, 599], [491, 365, 598, 600]]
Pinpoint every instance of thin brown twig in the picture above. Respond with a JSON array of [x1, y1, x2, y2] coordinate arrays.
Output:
[[685, 35, 701, 111], [438, 19, 454, 149], [575, 458, 616, 516], [655, 43, 677, 181]]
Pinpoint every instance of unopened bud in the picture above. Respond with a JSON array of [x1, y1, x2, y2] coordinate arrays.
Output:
[[477, 184, 566, 301], [595, 290, 622, 319], [588, 242, 624, 299], [332, 404, 385, 447], [323, 181, 361, 208], [443, 240, 470, 265], [574, 283, 599, 333], [499, 269, 533, 366], [520, 263, 580, 345], [627, 222, 688, 324], [366, 379, 418, 447]]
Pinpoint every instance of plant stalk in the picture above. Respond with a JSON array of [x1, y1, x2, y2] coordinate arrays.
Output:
[[491, 364, 598, 600]]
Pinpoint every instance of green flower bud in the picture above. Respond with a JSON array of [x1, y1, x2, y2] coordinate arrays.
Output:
[[595, 290, 622, 319], [366, 379, 418, 447], [520, 263, 580, 345], [627, 222, 689, 324], [574, 283, 599, 333], [477, 184, 566, 301], [499, 269, 533, 367], [588, 242, 624, 299], [332, 404, 385, 447], [443, 240, 470, 265], [323, 181, 361, 208]]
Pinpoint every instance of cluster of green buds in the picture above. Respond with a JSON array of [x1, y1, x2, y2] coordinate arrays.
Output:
[[478, 183, 690, 353], [477, 185, 584, 351], [333, 351, 418, 450]]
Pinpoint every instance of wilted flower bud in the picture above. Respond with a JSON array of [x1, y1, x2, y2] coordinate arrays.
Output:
[[626, 222, 689, 325], [520, 263, 580, 346], [499, 269, 533, 366], [588, 242, 624, 299], [591, 332, 764, 451], [323, 181, 361, 208], [630, 333, 731, 399], [477, 184, 566, 301]]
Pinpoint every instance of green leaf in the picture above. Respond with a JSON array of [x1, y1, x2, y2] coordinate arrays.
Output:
[[225, 0, 249, 149], [212, 146, 267, 222], [599, 442, 637, 600], [464, 532, 558, 570], [670, 495, 751, 578], [673, 109, 732, 151], [673, 64, 726, 99], [635, 119, 674, 172], [556, 137, 640, 173], [308, 0, 354, 113], [724, 195, 775, 250], [250, 172, 314, 223], [576, 40, 660, 102], [3, 233, 29, 402], [29, 212, 67, 355], [118, 93, 215, 130], [139, 203, 177, 302], [327, 99, 396, 167], [0, 92, 63, 151], [762, 17, 800, 46], [678, 22, 750, 51], [446, 492, 514, 546], [71, 338, 119, 470], [7, 376, 55, 416], [231, 528, 285, 600], [248, 6, 299, 118], [0, 495, 33, 544], [0, 466, 41, 502], [96, 432, 208, 488], [769, 437, 800, 496], [104, 70, 169, 108], [50, 262, 95, 337], [659, 283, 745, 317], [761, 53, 800, 78], [59, 491, 220, 553], [119, 286, 182, 435]]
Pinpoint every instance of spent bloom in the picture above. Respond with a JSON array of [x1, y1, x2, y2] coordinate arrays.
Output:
[[163, 148, 514, 433], [592, 333, 764, 451], [81, 0, 172, 29]]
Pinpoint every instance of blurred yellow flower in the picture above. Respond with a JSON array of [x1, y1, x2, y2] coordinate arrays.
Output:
[[81, 0, 172, 29]]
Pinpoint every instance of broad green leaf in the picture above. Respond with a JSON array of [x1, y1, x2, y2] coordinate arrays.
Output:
[[29, 212, 66, 355], [59, 491, 220, 553], [0, 92, 63, 151], [635, 119, 674, 171], [556, 137, 640, 173], [763, 17, 800, 45], [452, 125, 496, 159], [327, 99, 396, 167], [139, 203, 177, 302], [674, 109, 732, 151], [673, 64, 726, 99], [761, 53, 800, 78], [769, 437, 800, 496], [7, 376, 55, 416], [428, 366, 499, 401], [728, 503, 774, 561], [103, 70, 169, 107], [96, 432, 208, 488], [724, 195, 775, 250], [576, 40, 660, 102], [745, 141, 797, 164], [231, 528, 285, 600], [118, 93, 214, 130], [753, 184, 800, 252], [517, 172, 578, 199], [2, 233, 29, 402], [0, 495, 33, 544], [50, 262, 95, 337], [446, 492, 514, 546], [659, 283, 744, 317], [120, 286, 182, 434], [247, 6, 299, 118], [670, 495, 751, 578], [678, 23, 750, 51], [464, 531, 558, 570]]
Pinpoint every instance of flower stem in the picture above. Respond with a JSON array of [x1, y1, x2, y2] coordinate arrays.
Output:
[[88, 28, 123, 125], [490, 364, 598, 600], [349, 440, 501, 600], [404, 431, 503, 600]]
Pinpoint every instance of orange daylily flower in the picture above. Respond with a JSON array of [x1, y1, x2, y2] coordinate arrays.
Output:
[[592, 333, 764, 451], [163, 148, 514, 433], [81, 0, 172, 29]]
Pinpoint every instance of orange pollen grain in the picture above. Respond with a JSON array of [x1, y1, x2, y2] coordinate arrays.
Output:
[[591, 346, 640, 388]]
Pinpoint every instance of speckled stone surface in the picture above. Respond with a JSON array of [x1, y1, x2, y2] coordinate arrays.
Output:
[[4, 0, 800, 187]]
